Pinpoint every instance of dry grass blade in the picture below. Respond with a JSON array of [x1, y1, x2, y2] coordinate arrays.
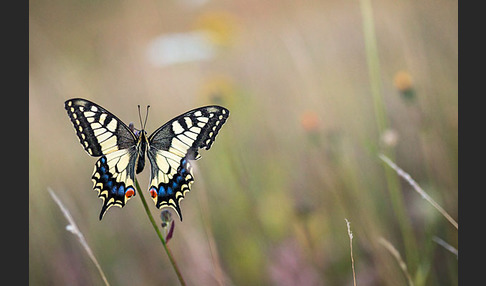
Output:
[[379, 154, 458, 230], [378, 237, 414, 286], [48, 187, 111, 286], [345, 219, 357, 286], [432, 236, 458, 259]]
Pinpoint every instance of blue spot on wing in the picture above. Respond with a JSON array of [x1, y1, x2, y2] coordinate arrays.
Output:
[[101, 174, 109, 182], [157, 174, 185, 197], [117, 185, 125, 196]]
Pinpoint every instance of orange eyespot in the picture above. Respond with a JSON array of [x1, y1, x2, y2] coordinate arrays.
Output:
[[150, 188, 158, 198], [125, 188, 135, 198]]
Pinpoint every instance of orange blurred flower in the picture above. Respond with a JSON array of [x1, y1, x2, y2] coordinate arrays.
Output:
[[393, 70, 415, 101], [300, 111, 320, 133], [393, 71, 413, 92]]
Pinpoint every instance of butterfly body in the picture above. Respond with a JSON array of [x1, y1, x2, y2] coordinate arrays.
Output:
[[134, 130, 148, 174], [65, 98, 229, 220]]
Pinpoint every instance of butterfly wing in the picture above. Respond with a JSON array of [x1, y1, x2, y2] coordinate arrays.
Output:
[[65, 98, 138, 219], [147, 105, 229, 220]]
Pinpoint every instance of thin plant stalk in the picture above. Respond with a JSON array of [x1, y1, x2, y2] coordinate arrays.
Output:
[[359, 0, 418, 270], [379, 154, 458, 230], [379, 237, 414, 286], [134, 178, 186, 286], [359, 0, 388, 134], [193, 166, 227, 286], [48, 188, 110, 286], [432, 236, 458, 258], [345, 219, 357, 286]]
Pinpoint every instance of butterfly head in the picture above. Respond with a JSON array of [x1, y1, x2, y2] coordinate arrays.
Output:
[[129, 125, 147, 138], [128, 104, 151, 137]]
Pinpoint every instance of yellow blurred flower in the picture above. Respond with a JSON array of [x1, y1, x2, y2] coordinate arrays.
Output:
[[194, 10, 239, 48], [199, 74, 236, 106]]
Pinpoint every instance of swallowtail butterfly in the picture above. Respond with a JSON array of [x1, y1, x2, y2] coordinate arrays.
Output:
[[65, 98, 229, 220]]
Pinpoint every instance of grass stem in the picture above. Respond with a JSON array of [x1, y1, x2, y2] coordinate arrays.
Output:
[[359, 0, 418, 270], [134, 178, 186, 286], [48, 188, 111, 286], [345, 219, 357, 286], [432, 236, 458, 258], [379, 154, 458, 229], [379, 237, 414, 286]]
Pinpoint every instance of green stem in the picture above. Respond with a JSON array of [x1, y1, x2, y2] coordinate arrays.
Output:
[[134, 178, 186, 286], [359, 0, 418, 272]]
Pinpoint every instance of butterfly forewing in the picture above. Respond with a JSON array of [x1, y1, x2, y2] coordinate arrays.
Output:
[[65, 98, 137, 155], [65, 98, 139, 219], [147, 106, 229, 220]]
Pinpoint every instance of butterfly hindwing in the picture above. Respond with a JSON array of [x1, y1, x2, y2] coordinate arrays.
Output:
[[147, 153, 194, 220], [92, 151, 137, 219], [65, 98, 138, 219], [147, 106, 229, 220]]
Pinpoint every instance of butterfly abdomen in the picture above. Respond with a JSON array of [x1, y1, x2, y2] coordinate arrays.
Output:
[[135, 131, 148, 174]]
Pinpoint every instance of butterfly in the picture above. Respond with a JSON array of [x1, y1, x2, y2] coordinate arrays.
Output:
[[64, 98, 229, 221]]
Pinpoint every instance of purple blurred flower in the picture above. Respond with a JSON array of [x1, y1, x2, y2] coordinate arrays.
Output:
[[160, 210, 175, 243], [268, 239, 322, 286]]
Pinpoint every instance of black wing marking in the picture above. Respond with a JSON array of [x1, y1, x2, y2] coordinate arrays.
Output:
[[91, 151, 137, 220], [146, 105, 229, 220], [65, 98, 138, 219], [65, 98, 136, 156]]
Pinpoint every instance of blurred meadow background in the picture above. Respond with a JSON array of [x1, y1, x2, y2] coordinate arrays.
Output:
[[29, 0, 457, 285]]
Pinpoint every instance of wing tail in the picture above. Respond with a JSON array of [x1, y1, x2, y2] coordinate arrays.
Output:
[[147, 152, 194, 221], [92, 154, 137, 220]]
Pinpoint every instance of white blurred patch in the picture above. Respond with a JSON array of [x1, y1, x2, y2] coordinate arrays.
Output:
[[146, 31, 216, 67], [177, 0, 209, 7], [380, 128, 399, 147], [65, 224, 76, 233]]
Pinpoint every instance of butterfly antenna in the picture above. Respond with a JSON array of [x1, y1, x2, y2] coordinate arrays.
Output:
[[137, 104, 144, 130], [144, 105, 150, 130]]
